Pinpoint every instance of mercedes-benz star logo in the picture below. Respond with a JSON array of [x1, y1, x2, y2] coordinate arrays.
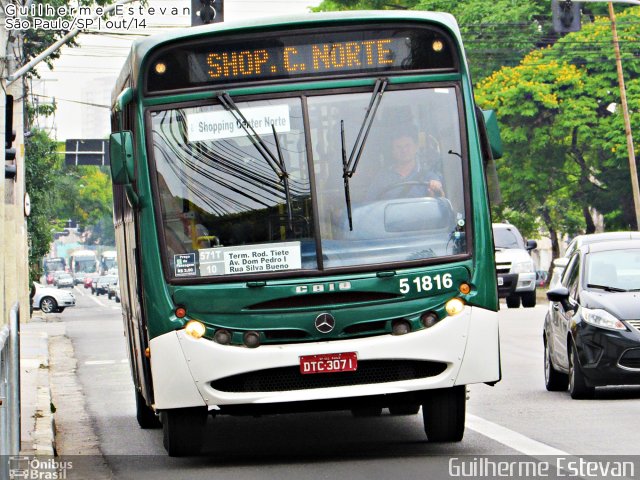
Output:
[[314, 313, 335, 334]]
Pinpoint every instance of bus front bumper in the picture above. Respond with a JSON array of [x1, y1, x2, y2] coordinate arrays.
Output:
[[149, 305, 500, 410]]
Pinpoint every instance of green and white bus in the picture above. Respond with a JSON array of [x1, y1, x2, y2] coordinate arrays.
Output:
[[110, 11, 503, 456]]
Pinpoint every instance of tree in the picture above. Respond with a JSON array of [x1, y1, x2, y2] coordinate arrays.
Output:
[[475, 8, 640, 260], [313, 0, 420, 11], [25, 129, 59, 282]]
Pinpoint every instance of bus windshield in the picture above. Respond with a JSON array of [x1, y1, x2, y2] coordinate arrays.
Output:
[[150, 86, 466, 280]]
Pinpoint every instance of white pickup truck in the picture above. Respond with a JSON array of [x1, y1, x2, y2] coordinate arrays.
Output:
[[492, 223, 538, 308]]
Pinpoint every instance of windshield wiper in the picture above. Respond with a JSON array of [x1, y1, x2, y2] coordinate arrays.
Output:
[[341, 77, 388, 230], [217, 92, 293, 233], [587, 284, 627, 292]]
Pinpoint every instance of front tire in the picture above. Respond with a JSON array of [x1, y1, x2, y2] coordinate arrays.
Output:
[[40, 297, 58, 314], [422, 386, 466, 442], [506, 294, 521, 309], [544, 340, 568, 391], [569, 342, 595, 399], [161, 407, 208, 457], [521, 290, 537, 308]]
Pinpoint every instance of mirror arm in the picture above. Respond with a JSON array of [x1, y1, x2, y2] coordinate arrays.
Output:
[[125, 184, 140, 208]]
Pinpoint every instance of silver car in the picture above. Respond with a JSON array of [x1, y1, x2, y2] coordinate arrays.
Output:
[[31, 282, 76, 314], [55, 272, 74, 288]]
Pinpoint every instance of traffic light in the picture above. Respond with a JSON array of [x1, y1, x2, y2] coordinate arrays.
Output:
[[191, 0, 223, 26], [552, 0, 582, 33], [5, 94, 16, 179]]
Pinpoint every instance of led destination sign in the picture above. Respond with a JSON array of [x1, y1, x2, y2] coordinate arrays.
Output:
[[205, 38, 399, 81], [146, 26, 456, 92]]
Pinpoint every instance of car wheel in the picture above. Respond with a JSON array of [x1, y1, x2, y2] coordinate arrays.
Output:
[[40, 297, 58, 314], [422, 386, 465, 442], [521, 290, 537, 308], [568, 342, 595, 399], [544, 339, 568, 391], [506, 294, 521, 308], [161, 407, 208, 456]]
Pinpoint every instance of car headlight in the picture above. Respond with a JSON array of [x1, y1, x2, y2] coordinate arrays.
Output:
[[581, 307, 626, 331], [512, 260, 534, 274]]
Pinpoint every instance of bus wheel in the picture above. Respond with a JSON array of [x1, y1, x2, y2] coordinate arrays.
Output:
[[135, 390, 161, 429], [422, 386, 465, 442], [161, 407, 208, 456]]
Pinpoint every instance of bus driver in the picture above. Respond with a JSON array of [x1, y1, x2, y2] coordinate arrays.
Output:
[[368, 125, 444, 200]]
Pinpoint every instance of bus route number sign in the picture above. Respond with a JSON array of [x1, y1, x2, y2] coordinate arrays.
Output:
[[300, 352, 358, 375]]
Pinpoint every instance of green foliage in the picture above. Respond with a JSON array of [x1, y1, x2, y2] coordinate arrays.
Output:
[[25, 129, 59, 282], [312, 0, 420, 11], [476, 8, 640, 239], [25, 129, 115, 281]]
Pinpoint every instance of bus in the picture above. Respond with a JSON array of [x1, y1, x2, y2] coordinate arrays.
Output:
[[68, 249, 98, 284], [109, 11, 503, 456], [42, 256, 66, 274], [99, 250, 118, 275]]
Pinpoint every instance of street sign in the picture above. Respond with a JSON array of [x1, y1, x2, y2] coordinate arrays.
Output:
[[64, 139, 110, 166]]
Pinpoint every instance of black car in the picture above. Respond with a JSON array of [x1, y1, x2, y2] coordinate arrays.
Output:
[[544, 239, 640, 398]]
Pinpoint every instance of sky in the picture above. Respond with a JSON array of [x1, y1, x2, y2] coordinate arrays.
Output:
[[31, 0, 322, 140]]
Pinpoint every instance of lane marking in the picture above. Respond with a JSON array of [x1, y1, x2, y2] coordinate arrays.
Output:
[[467, 414, 570, 456], [85, 360, 116, 366]]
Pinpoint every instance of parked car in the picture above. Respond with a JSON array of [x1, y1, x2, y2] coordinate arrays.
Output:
[[54, 272, 74, 288], [95, 275, 117, 296], [544, 239, 640, 399], [31, 282, 76, 314], [549, 231, 640, 289], [492, 223, 538, 308]]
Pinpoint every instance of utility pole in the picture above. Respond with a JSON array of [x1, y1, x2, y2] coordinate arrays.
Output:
[[608, 2, 640, 228]]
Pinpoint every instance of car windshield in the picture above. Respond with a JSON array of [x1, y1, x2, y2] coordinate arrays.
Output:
[[586, 248, 640, 291], [493, 227, 524, 249], [150, 87, 467, 280]]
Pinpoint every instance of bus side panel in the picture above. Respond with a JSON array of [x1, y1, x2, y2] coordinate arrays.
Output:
[[149, 332, 206, 409], [454, 307, 500, 385]]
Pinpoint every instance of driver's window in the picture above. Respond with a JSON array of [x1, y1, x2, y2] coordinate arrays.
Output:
[[563, 253, 581, 299]]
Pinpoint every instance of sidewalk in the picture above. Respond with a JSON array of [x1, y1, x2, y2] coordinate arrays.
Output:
[[19, 314, 62, 456]]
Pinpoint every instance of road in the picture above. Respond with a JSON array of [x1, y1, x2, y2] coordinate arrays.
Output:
[[48, 285, 640, 479]]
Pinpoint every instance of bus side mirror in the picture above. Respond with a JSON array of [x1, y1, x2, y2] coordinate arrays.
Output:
[[481, 109, 503, 160], [109, 131, 135, 185]]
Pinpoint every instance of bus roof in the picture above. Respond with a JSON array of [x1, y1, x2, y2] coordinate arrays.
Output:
[[113, 10, 462, 104]]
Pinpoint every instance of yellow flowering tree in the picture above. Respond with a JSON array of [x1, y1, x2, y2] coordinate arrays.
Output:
[[476, 8, 640, 259]]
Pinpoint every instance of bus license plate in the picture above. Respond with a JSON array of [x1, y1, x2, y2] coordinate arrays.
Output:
[[300, 352, 357, 375]]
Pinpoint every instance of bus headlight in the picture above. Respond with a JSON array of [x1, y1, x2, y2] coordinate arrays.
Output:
[[185, 320, 206, 339], [445, 298, 465, 316]]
